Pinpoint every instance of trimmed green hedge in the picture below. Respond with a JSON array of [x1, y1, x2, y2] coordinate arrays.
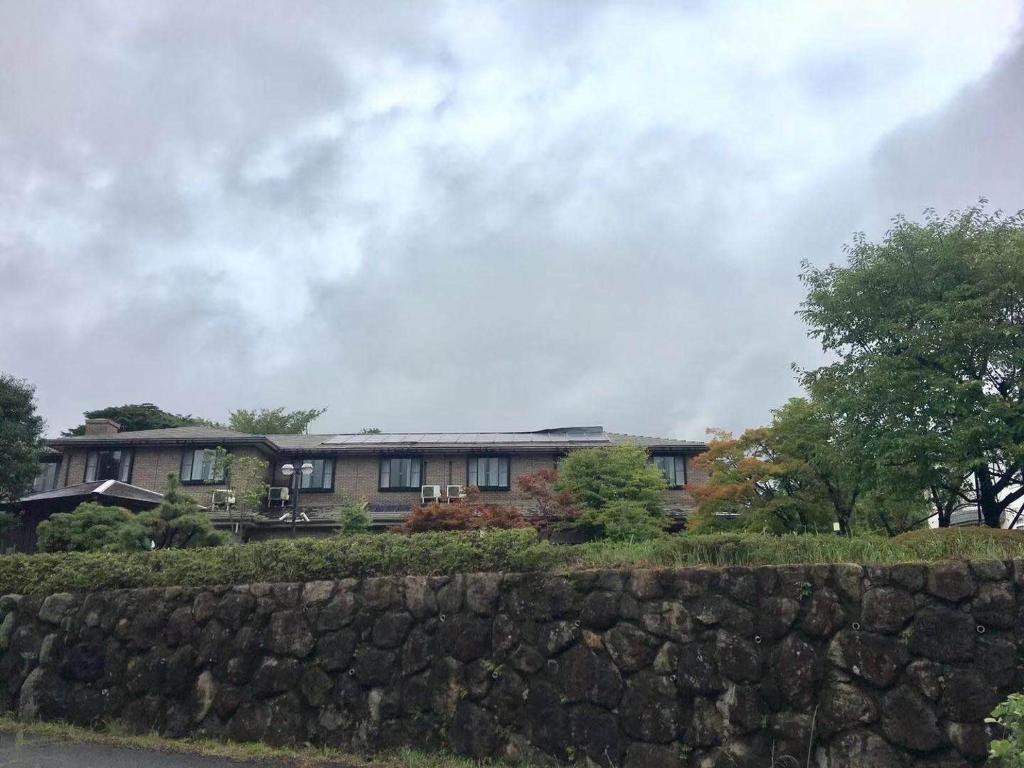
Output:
[[2, 528, 1023, 596], [0, 530, 557, 596]]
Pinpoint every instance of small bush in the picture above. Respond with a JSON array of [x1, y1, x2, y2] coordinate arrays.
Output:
[[337, 500, 372, 536], [403, 489, 529, 534], [36, 503, 148, 553], [990, 693, 1024, 766], [576, 500, 665, 542]]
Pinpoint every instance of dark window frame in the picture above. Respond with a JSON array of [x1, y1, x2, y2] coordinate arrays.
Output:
[[282, 457, 335, 493], [179, 447, 229, 486], [32, 458, 62, 493], [84, 448, 134, 484], [466, 455, 511, 491], [651, 453, 687, 488], [378, 455, 425, 492]]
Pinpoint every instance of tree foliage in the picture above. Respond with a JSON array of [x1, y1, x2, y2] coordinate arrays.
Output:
[[516, 468, 579, 522], [577, 500, 665, 541], [136, 475, 226, 549], [0, 374, 45, 505], [36, 503, 149, 553], [338, 500, 372, 535], [691, 399, 875, 535], [556, 444, 666, 516], [403, 487, 529, 534], [800, 205, 1024, 528], [228, 407, 327, 435], [359, 427, 382, 434], [63, 403, 211, 436]]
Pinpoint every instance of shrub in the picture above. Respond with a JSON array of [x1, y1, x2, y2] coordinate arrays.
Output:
[[403, 502, 477, 532], [402, 501, 529, 533], [0, 529, 556, 595], [577, 500, 666, 542], [516, 468, 579, 522], [990, 693, 1024, 766], [36, 503, 149, 553], [337, 500, 372, 535], [136, 475, 226, 549], [556, 444, 667, 516], [403, 486, 529, 534]]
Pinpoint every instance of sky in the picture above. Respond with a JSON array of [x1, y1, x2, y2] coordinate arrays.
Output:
[[1, 1, 1023, 439]]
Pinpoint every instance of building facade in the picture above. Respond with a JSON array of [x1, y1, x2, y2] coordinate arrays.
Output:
[[24, 419, 708, 542]]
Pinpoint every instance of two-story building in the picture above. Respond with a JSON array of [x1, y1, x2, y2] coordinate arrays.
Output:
[[12, 419, 707, 549]]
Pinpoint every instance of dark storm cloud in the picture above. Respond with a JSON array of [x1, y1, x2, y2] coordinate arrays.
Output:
[[1, 1, 1021, 437]]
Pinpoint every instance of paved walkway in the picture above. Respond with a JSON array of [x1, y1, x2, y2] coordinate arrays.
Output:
[[0, 732, 297, 767]]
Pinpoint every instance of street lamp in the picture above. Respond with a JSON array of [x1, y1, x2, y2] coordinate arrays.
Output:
[[281, 461, 314, 539]]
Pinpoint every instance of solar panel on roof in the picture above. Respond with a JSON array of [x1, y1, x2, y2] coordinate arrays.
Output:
[[322, 430, 612, 446]]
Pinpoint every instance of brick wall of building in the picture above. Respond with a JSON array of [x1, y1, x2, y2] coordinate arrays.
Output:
[[54, 445, 704, 519]]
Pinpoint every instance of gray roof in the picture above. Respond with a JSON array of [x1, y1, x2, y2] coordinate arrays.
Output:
[[48, 426, 273, 449], [607, 432, 708, 450], [47, 425, 706, 453], [17, 480, 165, 506]]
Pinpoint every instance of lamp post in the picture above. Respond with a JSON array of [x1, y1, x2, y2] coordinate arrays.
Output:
[[281, 461, 314, 539]]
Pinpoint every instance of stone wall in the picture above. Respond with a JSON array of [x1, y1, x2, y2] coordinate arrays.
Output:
[[0, 561, 1019, 767]]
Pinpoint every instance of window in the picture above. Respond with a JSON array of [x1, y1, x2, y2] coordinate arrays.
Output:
[[296, 458, 334, 491], [379, 457, 422, 490], [85, 449, 132, 483], [32, 461, 61, 493], [180, 449, 226, 484], [467, 456, 510, 490], [652, 455, 686, 488]]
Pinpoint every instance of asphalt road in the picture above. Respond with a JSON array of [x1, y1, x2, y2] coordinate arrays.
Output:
[[0, 732, 293, 768]]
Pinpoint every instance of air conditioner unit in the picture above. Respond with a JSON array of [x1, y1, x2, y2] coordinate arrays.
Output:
[[445, 485, 466, 502], [268, 486, 290, 505], [421, 485, 442, 504]]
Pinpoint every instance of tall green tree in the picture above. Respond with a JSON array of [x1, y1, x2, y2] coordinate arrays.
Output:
[[800, 205, 1024, 527], [64, 403, 212, 436], [228, 407, 326, 435], [0, 374, 45, 504]]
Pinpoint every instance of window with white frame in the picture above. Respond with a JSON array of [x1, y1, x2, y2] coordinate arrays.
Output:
[[652, 455, 686, 488], [85, 449, 133, 483], [379, 457, 422, 490], [180, 448, 226, 484], [467, 456, 510, 490]]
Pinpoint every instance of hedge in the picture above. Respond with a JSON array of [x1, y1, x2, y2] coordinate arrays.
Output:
[[3, 528, 1024, 596]]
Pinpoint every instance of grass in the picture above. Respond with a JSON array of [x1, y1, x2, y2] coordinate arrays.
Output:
[[1, 527, 1023, 595], [562, 527, 1024, 570], [0, 716, 517, 767]]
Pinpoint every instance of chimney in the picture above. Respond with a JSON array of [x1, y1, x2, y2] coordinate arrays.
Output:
[[84, 418, 121, 436]]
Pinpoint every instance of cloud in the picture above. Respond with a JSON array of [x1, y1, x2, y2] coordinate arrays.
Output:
[[1, 1, 1021, 438]]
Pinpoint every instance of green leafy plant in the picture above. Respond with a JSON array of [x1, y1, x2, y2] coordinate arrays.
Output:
[[338, 500, 372, 535], [62, 402, 214, 436], [36, 502, 149, 553], [576, 500, 665, 541], [990, 693, 1024, 766], [556, 444, 667, 516], [228, 407, 326, 435], [135, 475, 226, 549], [0, 374, 45, 505]]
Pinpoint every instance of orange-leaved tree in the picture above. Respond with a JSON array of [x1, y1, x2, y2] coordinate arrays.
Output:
[[689, 425, 832, 534]]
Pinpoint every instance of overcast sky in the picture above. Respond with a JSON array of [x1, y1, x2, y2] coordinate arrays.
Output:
[[2, 2, 1023, 439]]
